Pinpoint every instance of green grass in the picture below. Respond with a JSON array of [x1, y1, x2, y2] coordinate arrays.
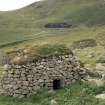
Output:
[[65, 1, 105, 26], [1, 0, 105, 104], [0, 82, 105, 105], [0, 0, 105, 49], [75, 46, 105, 68], [20, 44, 70, 60], [36, 44, 69, 57], [0, 0, 104, 79], [2, 26, 105, 67]]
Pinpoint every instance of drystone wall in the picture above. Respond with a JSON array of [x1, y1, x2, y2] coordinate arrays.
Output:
[[0, 53, 87, 98]]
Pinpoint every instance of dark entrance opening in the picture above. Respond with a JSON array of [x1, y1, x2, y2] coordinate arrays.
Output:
[[53, 79, 61, 90]]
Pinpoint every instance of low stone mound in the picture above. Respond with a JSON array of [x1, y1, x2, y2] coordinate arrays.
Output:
[[71, 39, 97, 49], [0, 52, 87, 98], [44, 22, 72, 28]]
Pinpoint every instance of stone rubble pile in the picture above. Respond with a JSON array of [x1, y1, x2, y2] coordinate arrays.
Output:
[[0, 53, 87, 98]]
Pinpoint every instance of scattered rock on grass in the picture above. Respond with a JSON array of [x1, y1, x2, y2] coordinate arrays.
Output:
[[50, 99, 58, 105], [95, 94, 105, 100], [87, 78, 105, 87], [96, 63, 105, 71]]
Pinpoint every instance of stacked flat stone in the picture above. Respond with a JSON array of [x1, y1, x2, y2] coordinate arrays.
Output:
[[0, 53, 87, 98]]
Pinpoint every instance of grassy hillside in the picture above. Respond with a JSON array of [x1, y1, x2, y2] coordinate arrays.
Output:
[[1, 0, 105, 104], [1, 0, 105, 27], [0, 0, 105, 49]]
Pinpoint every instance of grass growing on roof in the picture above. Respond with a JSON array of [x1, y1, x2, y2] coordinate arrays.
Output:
[[24, 44, 70, 59]]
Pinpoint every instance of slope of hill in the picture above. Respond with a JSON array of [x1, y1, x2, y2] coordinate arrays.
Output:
[[1, 0, 105, 103], [0, 0, 105, 49], [1, 0, 105, 27]]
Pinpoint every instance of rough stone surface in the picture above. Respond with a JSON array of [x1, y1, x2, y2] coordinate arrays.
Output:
[[0, 53, 87, 98]]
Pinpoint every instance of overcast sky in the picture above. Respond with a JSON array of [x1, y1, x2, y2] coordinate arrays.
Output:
[[0, 0, 42, 11]]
